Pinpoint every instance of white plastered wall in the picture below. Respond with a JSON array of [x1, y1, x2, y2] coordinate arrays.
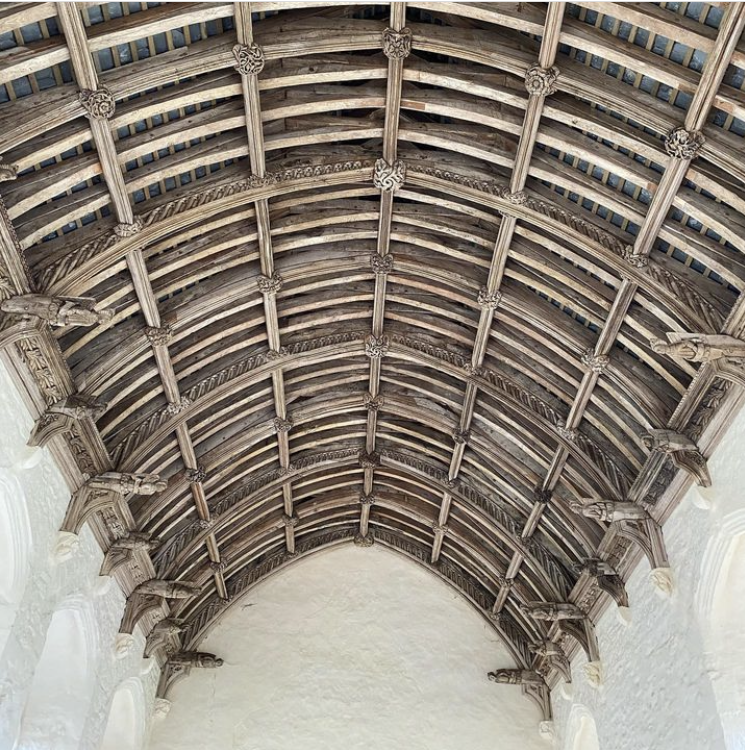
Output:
[[148, 544, 547, 750], [0, 358, 157, 750], [552, 400, 745, 750]]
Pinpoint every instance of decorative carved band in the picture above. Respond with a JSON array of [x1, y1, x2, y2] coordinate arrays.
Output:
[[36, 159, 375, 291]]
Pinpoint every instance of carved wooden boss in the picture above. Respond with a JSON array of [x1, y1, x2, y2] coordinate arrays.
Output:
[[1, 0, 744, 715]]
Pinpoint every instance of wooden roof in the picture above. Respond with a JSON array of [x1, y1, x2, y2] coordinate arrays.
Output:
[[1, 0, 744, 705]]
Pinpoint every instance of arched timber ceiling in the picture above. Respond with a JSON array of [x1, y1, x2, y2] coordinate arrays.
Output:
[[1, 1, 745, 681]]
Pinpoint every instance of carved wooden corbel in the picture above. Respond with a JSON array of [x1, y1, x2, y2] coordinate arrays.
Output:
[[157, 651, 224, 699], [60, 472, 167, 537], [571, 500, 672, 595], [520, 602, 585, 620], [530, 640, 572, 684], [576, 558, 629, 610], [144, 617, 184, 658], [642, 429, 711, 487], [120, 579, 201, 635], [569, 499, 648, 523], [28, 394, 106, 448], [488, 668, 544, 686], [100, 531, 161, 577], [488, 669, 552, 722]]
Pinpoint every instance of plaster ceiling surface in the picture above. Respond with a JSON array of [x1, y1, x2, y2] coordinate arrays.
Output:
[[149, 545, 545, 750], [1, 0, 745, 733]]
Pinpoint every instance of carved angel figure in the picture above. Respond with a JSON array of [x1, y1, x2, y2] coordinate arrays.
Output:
[[135, 579, 201, 599], [520, 602, 585, 621], [170, 651, 224, 668], [0, 294, 113, 327], [488, 669, 544, 686], [87, 472, 167, 496], [650, 332, 745, 364], [569, 500, 648, 523]]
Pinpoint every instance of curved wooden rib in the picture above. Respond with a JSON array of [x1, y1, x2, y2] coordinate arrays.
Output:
[[0, 1, 744, 686]]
